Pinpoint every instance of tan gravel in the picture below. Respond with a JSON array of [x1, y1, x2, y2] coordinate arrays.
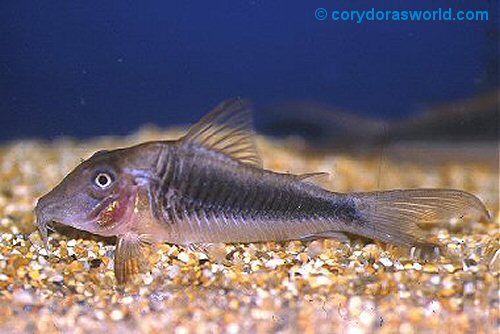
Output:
[[0, 128, 498, 333]]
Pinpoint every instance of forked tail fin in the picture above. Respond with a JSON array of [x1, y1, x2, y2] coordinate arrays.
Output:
[[346, 189, 490, 251]]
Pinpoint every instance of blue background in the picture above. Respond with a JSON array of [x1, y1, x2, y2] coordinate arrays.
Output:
[[0, 1, 498, 140]]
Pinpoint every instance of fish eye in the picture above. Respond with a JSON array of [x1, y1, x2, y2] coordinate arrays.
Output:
[[94, 172, 114, 189]]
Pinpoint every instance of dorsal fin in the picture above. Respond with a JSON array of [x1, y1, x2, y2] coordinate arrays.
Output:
[[180, 98, 262, 167]]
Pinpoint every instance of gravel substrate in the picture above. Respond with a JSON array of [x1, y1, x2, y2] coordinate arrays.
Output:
[[0, 129, 498, 333]]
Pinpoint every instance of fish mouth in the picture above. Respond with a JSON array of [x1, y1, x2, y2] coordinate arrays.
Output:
[[34, 198, 60, 251], [35, 210, 50, 250], [34, 194, 117, 250], [34, 186, 138, 246]]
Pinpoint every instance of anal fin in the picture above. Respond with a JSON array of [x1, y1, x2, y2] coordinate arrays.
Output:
[[301, 231, 350, 243], [186, 242, 227, 262]]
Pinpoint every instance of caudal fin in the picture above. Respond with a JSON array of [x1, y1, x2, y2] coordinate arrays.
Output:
[[347, 189, 490, 251]]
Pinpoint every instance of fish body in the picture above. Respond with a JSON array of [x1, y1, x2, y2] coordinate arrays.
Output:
[[35, 99, 490, 283], [143, 142, 359, 245]]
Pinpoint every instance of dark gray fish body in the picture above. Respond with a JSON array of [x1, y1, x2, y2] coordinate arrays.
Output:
[[149, 143, 354, 245], [35, 99, 491, 283]]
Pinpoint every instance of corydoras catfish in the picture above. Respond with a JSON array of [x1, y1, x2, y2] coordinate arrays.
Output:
[[35, 99, 490, 283]]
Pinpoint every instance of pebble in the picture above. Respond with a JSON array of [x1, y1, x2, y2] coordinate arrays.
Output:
[[307, 240, 324, 257], [430, 275, 441, 285], [142, 273, 153, 285], [444, 263, 459, 273], [49, 274, 64, 283], [87, 250, 97, 259], [121, 296, 134, 305], [177, 252, 190, 263], [13, 290, 34, 305], [379, 257, 393, 267], [463, 282, 475, 296], [422, 263, 438, 273], [265, 258, 285, 269], [110, 309, 124, 321], [348, 296, 363, 315], [309, 275, 332, 288], [168, 265, 181, 279]]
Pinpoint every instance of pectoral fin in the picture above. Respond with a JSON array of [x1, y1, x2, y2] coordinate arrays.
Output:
[[115, 233, 148, 284]]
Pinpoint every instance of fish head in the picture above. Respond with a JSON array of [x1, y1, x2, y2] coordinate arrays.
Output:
[[35, 149, 141, 246]]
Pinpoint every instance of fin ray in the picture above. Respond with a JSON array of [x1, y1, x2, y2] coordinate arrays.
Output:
[[115, 233, 148, 284], [180, 98, 262, 167], [301, 231, 350, 243], [347, 189, 490, 252]]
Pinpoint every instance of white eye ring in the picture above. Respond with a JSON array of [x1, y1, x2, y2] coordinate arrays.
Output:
[[94, 172, 113, 189]]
